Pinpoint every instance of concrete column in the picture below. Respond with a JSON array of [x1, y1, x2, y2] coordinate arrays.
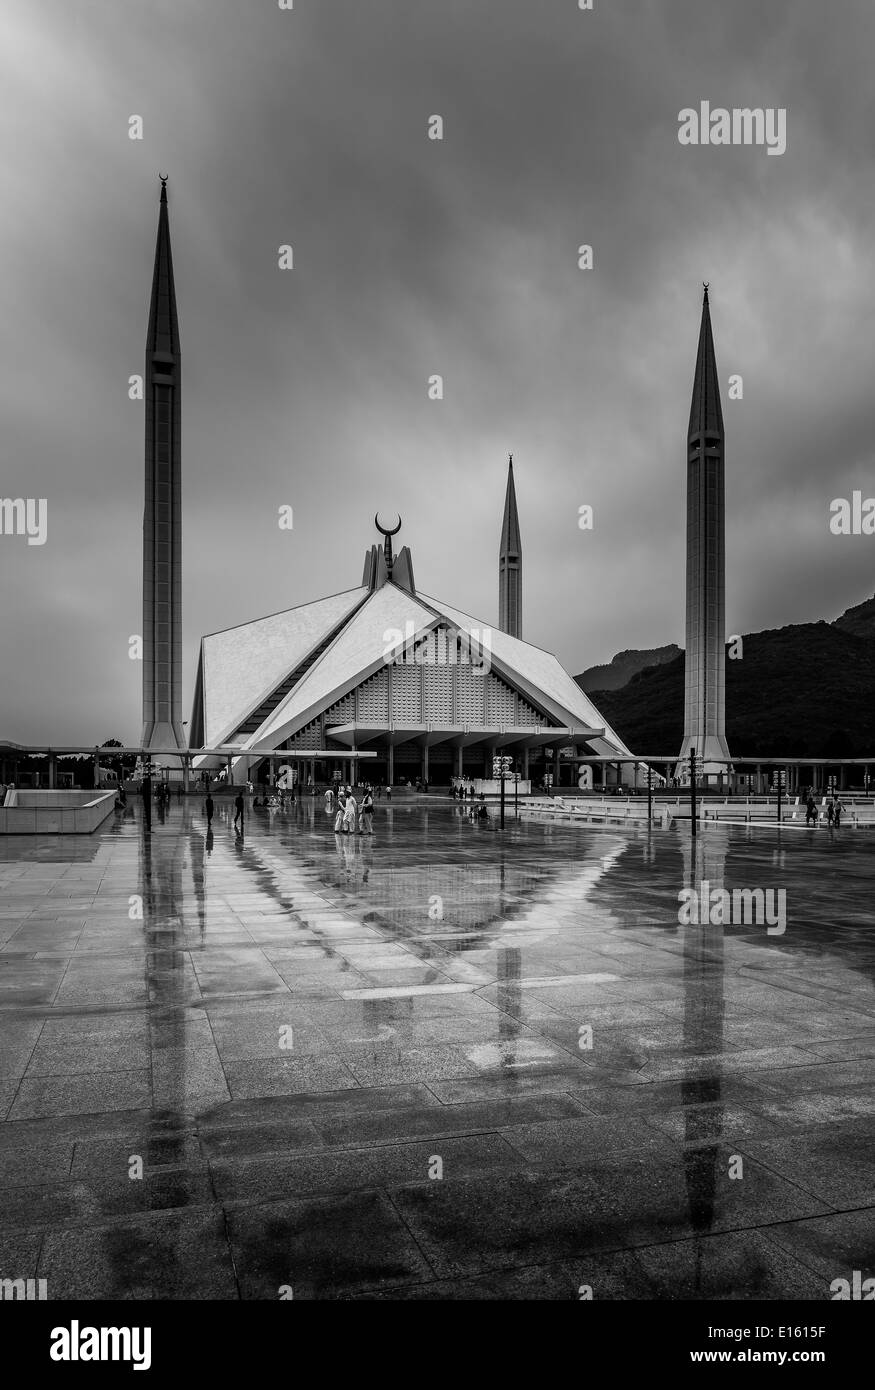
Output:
[[455, 746, 463, 778], [48, 752, 56, 790], [183, 756, 190, 794], [93, 748, 101, 788], [522, 746, 529, 781], [755, 763, 762, 795], [422, 744, 429, 785], [388, 744, 394, 786]]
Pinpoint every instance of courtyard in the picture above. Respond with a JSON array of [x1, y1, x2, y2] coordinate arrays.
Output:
[[0, 799, 873, 1299]]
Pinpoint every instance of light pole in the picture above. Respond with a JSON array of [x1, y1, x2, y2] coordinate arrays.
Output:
[[493, 754, 511, 830]]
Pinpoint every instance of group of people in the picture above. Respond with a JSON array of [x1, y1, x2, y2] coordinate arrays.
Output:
[[450, 777, 478, 800], [325, 784, 375, 835], [804, 792, 846, 827]]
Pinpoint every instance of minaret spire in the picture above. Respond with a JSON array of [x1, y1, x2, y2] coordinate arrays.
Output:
[[687, 282, 723, 443], [678, 284, 731, 782], [141, 176, 185, 757], [498, 454, 522, 639]]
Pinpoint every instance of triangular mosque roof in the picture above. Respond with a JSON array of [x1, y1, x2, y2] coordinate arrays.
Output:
[[192, 530, 635, 762], [199, 587, 366, 747], [247, 584, 443, 751]]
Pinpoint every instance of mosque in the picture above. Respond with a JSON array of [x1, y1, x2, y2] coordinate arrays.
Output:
[[187, 496, 637, 791]]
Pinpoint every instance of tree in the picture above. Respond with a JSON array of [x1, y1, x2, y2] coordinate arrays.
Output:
[[101, 739, 136, 779]]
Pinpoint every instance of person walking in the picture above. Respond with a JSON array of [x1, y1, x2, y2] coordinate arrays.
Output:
[[360, 785, 374, 835], [826, 797, 835, 826], [343, 788, 358, 834], [834, 796, 845, 827], [205, 792, 214, 828], [805, 794, 817, 827], [233, 790, 244, 830]]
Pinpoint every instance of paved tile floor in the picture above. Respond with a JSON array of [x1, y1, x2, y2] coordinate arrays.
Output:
[[1, 797, 873, 1299]]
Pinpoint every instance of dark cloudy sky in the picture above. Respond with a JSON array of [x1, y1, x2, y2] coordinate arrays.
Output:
[[3, 0, 875, 744]]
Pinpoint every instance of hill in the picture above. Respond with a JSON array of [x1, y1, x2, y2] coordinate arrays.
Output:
[[587, 597, 875, 758], [575, 644, 681, 692]]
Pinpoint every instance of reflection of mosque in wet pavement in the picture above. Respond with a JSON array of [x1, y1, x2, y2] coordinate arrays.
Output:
[[6, 794, 872, 1297]]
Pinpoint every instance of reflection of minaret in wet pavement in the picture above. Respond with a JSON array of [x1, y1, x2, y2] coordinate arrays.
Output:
[[102, 813, 192, 1297], [139, 812, 190, 1132], [496, 946, 523, 1067], [187, 818, 208, 946], [679, 829, 728, 1290], [495, 856, 523, 1067]]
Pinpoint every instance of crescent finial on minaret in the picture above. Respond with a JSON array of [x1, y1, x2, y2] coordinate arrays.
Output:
[[374, 512, 401, 537], [375, 512, 401, 572]]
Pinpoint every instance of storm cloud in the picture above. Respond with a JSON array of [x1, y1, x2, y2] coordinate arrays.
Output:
[[2, 0, 874, 742]]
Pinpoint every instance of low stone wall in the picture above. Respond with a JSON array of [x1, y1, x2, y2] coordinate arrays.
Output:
[[0, 789, 118, 835]]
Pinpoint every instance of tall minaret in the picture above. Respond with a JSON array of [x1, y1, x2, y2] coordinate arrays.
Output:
[[498, 455, 522, 639], [678, 285, 731, 779], [141, 177, 185, 755]]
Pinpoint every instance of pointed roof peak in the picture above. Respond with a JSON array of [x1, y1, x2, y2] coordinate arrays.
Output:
[[500, 454, 521, 556], [688, 282, 723, 442], [146, 175, 179, 357]]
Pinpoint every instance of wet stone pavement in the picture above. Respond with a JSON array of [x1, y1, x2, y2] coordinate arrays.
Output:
[[0, 797, 873, 1300]]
